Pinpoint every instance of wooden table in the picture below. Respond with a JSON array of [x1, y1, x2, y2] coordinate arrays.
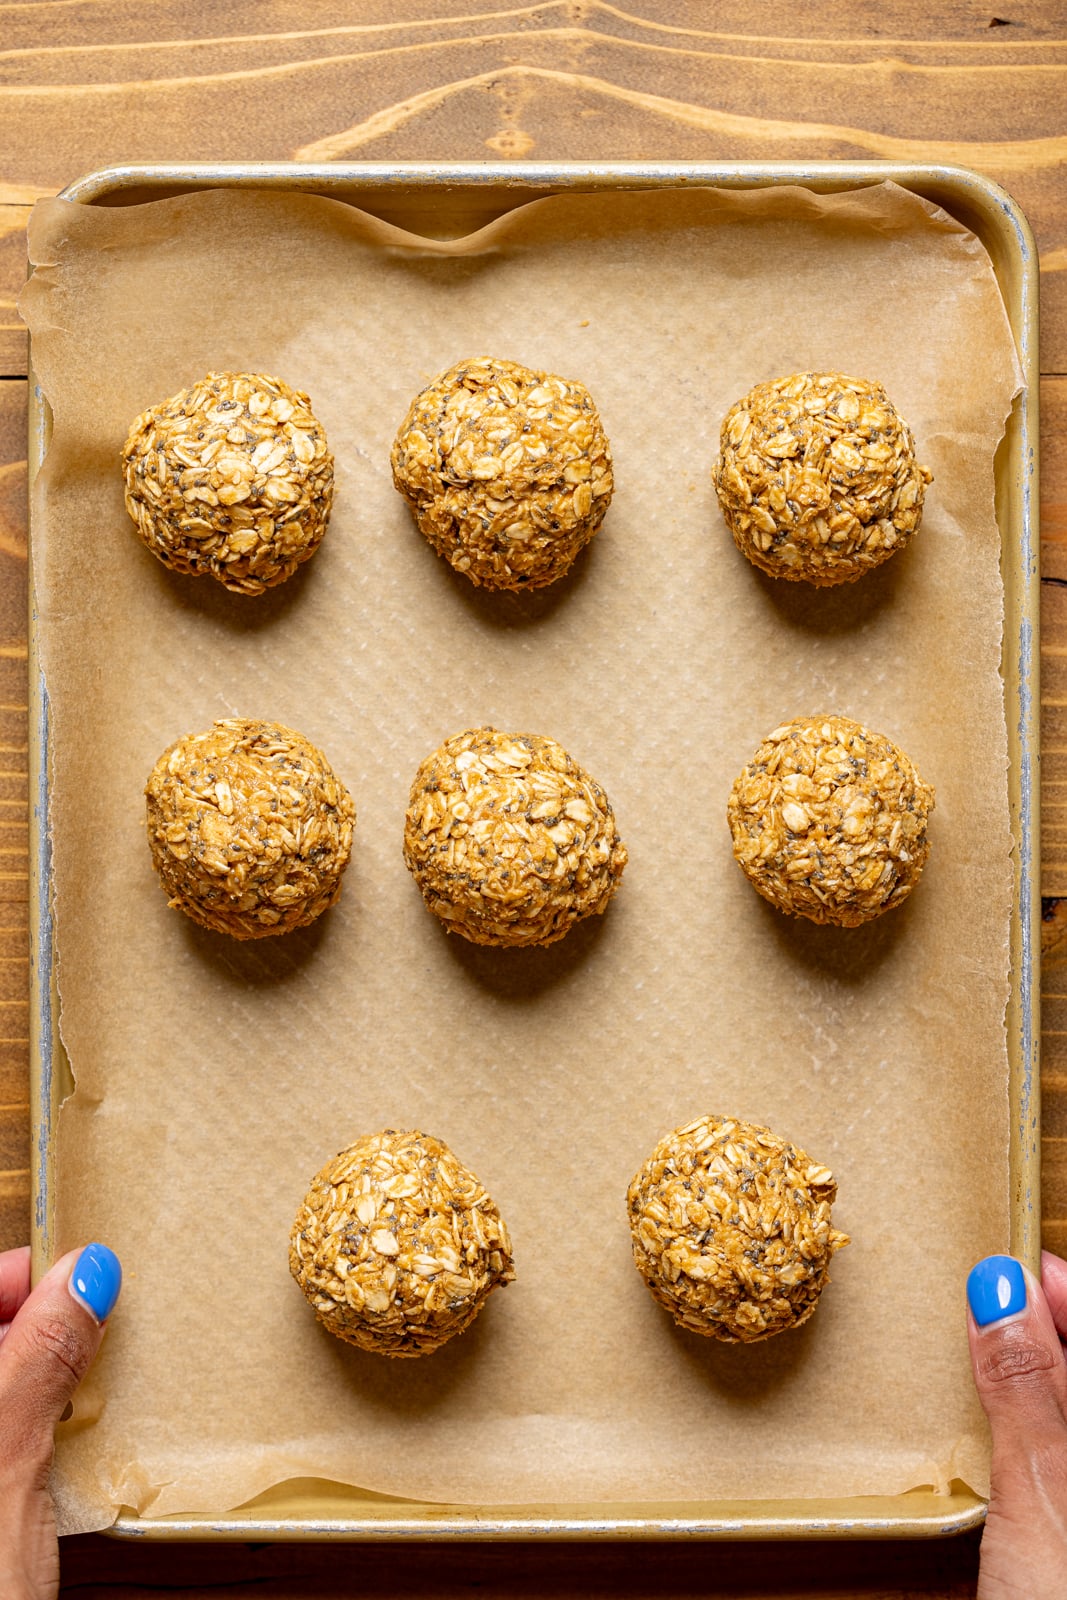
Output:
[[1, 5, 1063, 1593]]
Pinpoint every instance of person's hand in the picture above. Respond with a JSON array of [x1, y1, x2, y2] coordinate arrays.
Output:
[[0, 1243, 121, 1600], [968, 1250, 1067, 1597]]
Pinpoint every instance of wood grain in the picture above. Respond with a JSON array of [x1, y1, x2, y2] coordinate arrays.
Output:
[[51, 1529, 984, 1598], [0, 2, 1064, 1593], [0, 377, 27, 1254]]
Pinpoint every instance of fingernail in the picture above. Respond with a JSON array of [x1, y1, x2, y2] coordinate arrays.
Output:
[[68, 1242, 122, 1324], [967, 1254, 1026, 1328]]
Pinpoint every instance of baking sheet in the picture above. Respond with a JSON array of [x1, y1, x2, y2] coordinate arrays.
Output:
[[20, 179, 1021, 1535]]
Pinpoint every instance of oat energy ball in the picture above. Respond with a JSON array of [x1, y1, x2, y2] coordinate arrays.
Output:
[[713, 371, 931, 585], [145, 718, 355, 939], [727, 715, 934, 927], [628, 1115, 849, 1343], [403, 726, 627, 947], [390, 356, 613, 589], [289, 1129, 515, 1357], [122, 371, 334, 594]]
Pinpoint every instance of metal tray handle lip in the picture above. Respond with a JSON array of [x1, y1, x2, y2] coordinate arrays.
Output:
[[54, 155, 1030, 202], [107, 1497, 987, 1543]]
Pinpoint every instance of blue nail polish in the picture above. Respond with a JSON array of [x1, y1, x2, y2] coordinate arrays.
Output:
[[967, 1255, 1026, 1327], [69, 1242, 122, 1323]]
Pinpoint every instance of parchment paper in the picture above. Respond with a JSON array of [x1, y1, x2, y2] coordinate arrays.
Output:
[[21, 180, 1021, 1535]]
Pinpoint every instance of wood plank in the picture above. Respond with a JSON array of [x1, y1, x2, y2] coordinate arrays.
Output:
[[0, 1101, 28, 1171], [0, 379, 28, 665], [53, 1527, 983, 1599], [1042, 374, 1067, 545], [0, 1050, 29, 1114], [1042, 572, 1067, 896], [1042, 1133, 1067, 1224], [0, 376, 28, 1251], [1, 1, 1063, 49], [0, 1164, 28, 1258]]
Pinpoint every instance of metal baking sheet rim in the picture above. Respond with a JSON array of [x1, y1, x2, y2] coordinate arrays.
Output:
[[25, 160, 1040, 1542]]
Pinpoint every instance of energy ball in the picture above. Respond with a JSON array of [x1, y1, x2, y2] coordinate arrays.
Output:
[[145, 717, 355, 939], [289, 1129, 515, 1357], [628, 1114, 849, 1343], [403, 726, 627, 948], [390, 356, 613, 589], [122, 371, 334, 594], [727, 714, 934, 927], [713, 371, 931, 585]]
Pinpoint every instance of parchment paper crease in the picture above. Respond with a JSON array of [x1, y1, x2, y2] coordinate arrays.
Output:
[[20, 180, 1021, 1534]]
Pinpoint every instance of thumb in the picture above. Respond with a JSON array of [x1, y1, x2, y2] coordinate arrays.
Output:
[[967, 1254, 1067, 1447], [0, 1243, 121, 1476]]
